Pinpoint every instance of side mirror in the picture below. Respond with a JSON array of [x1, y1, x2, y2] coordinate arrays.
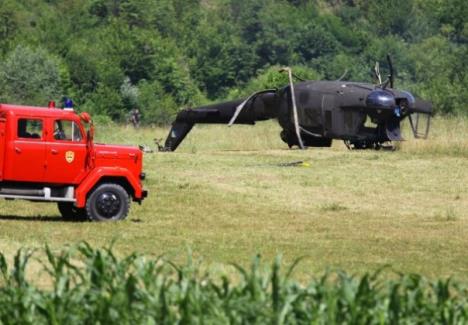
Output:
[[80, 112, 92, 123], [86, 126, 95, 142]]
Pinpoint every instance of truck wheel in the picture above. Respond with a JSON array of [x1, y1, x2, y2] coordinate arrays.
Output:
[[57, 202, 87, 221], [86, 183, 130, 221]]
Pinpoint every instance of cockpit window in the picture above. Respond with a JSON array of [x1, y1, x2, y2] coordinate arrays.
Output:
[[54, 120, 83, 142]]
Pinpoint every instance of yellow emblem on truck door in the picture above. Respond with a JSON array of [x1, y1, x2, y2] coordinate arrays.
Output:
[[65, 151, 75, 163]]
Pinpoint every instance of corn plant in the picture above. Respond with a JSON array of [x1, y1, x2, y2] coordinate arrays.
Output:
[[0, 244, 466, 324]]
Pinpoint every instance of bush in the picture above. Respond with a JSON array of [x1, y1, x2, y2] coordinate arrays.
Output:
[[228, 65, 322, 99], [0, 45, 62, 105]]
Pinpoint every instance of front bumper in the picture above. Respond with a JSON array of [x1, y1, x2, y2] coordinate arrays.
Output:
[[136, 189, 148, 204]]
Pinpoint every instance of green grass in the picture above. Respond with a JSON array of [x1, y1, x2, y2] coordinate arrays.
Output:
[[0, 117, 466, 283]]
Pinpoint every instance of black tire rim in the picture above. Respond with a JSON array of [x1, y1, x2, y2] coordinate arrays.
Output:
[[96, 191, 121, 218]]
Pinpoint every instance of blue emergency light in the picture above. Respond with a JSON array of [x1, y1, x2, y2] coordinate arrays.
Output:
[[64, 98, 74, 110]]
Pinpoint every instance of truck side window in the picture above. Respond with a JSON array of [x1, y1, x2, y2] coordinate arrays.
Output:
[[17, 119, 43, 139], [54, 120, 83, 142]]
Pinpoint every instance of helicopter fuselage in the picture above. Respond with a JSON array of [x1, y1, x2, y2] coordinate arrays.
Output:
[[163, 79, 432, 151]]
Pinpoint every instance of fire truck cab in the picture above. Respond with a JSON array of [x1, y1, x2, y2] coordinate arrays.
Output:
[[0, 103, 147, 221]]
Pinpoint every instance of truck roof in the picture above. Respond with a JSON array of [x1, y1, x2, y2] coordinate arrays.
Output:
[[0, 103, 80, 119]]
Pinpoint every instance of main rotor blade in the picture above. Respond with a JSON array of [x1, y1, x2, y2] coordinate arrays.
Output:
[[282, 67, 305, 150], [387, 54, 394, 88], [228, 89, 276, 126]]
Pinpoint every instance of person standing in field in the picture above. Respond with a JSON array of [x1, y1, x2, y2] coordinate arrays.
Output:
[[130, 108, 141, 128]]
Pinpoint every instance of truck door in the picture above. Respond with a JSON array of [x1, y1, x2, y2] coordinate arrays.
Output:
[[3, 118, 46, 182], [45, 119, 87, 184]]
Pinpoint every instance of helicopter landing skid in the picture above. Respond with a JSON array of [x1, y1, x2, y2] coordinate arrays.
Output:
[[344, 140, 395, 151]]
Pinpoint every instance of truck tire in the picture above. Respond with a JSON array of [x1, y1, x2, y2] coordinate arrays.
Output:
[[57, 202, 87, 221], [86, 183, 130, 221]]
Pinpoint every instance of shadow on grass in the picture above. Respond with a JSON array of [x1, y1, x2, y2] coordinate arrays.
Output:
[[0, 215, 144, 223], [0, 215, 83, 222]]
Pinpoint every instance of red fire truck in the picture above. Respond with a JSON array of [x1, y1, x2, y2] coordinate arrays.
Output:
[[0, 102, 147, 221]]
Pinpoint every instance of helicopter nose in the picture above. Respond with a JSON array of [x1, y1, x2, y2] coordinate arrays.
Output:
[[366, 90, 396, 110]]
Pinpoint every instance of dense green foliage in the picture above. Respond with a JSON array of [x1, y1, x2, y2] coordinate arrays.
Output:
[[0, 244, 466, 323], [0, 0, 466, 123]]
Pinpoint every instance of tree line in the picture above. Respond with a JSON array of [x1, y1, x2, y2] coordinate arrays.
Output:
[[0, 0, 466, 124]]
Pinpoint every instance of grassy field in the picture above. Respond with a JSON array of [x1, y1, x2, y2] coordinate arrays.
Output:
[[0, 117, 466, 281]]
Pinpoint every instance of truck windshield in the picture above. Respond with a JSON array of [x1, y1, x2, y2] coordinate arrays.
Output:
[[54, 120, 83, 142]]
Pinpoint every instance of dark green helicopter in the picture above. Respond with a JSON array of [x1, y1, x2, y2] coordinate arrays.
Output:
[[162, 55, 432, 151]]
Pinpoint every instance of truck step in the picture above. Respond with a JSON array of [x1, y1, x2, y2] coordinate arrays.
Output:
[[0, 186, 75, 202], [0, 188, 44, 196]]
